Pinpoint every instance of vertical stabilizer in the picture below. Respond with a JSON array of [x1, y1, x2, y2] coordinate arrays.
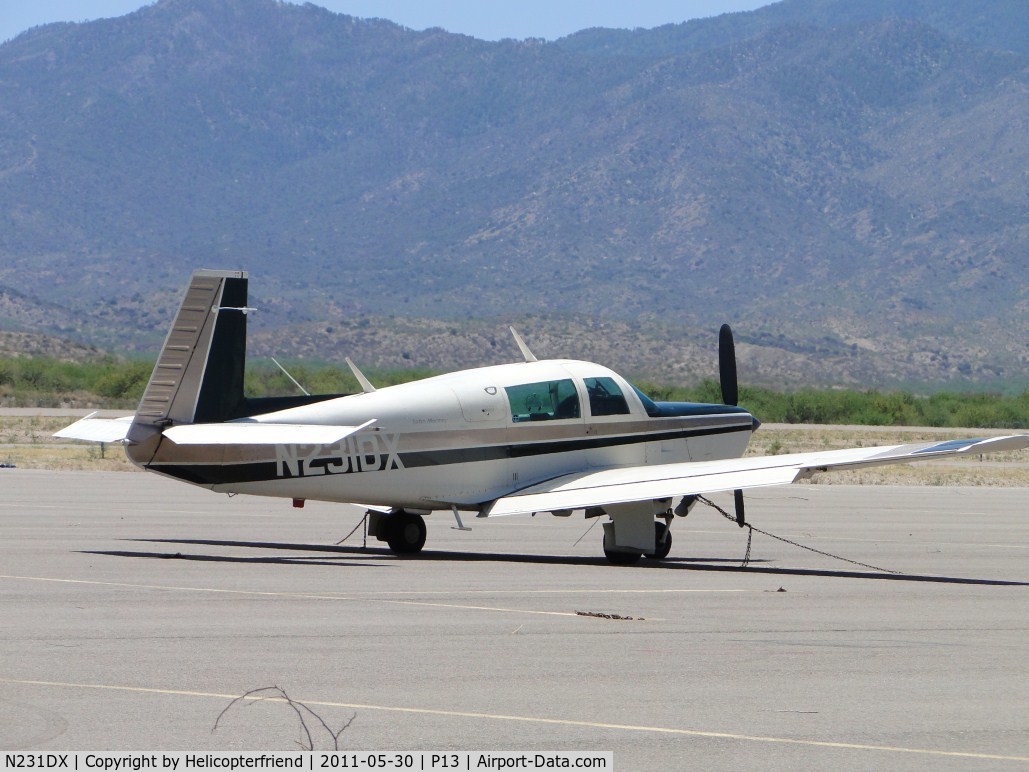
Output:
[[129, 270, 248, 442]]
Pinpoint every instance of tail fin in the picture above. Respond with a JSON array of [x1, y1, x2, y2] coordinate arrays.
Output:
[[55, 268, 352, 447], [129, 269, 249, 441]]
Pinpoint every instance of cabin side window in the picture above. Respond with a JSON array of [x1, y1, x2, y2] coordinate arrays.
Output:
[[584, 376, 630, 416], [506, 379, 580, 422]]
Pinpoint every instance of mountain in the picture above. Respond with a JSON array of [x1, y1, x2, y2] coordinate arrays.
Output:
[[560, 0, 1029, 57], [0, 0, 1025, 389]]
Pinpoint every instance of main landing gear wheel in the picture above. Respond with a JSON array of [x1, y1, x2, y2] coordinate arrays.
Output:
[[384, 512, 426, 555], [645, 521, 672, 560], [602, 531, 643, 566]]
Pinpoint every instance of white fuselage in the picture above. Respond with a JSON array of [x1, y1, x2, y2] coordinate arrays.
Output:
[[136, 360, 755, 512]]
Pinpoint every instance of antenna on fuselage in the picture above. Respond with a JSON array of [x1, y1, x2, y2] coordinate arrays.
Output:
[[270, 357, 311, 396], [345, 357, 377, 393], [509, 326, 538, 363]]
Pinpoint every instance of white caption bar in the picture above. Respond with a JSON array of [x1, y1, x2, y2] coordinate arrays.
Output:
[[1, 753, 613, 771]]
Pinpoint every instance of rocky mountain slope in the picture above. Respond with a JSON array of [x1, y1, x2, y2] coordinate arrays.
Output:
[[0, 0, 1025, 388]]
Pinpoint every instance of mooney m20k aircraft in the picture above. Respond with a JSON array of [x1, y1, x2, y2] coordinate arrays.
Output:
[[57, 270, 1028, 564]]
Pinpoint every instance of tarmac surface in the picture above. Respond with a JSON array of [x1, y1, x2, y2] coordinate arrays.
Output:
[[1, 468, 1027, 769]]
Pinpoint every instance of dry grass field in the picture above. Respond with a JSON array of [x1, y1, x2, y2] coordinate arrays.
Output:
[[0, 414, 137, 472], [1, 412, 1026, 485], [745, 424, 1029, 486]]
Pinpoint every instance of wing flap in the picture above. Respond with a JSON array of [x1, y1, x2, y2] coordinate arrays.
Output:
[[162, 419, 375, 446], [53, 413, 134, 443], [485, 434, 1028, 518]]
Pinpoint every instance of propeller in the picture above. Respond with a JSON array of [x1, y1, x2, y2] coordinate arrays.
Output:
[[719, 323, 745, 526], [718, 323, 738, 407]]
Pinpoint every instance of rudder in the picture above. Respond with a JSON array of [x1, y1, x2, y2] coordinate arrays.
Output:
[[129, 269, 248, 441]]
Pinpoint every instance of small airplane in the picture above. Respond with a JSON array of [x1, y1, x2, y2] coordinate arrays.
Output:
[[57, 270, 1028, 564]]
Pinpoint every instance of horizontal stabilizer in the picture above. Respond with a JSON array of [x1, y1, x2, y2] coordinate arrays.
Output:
[[485, 434, 1028, 518], [53, 414, 134, 443], [162, 419, 375, 446]]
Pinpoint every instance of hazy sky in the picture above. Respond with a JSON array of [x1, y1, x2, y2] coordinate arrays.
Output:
[[1, 1, 772, 44]]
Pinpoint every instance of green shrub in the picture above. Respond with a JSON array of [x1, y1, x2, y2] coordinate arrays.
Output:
[[1, 355, 1024, 429]]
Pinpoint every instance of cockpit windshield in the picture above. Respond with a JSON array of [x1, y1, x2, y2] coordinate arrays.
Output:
[[631, 383, 751, 419], [630, 384, 661, 417]]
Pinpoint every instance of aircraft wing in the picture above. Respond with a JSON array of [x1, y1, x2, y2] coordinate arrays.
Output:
[[53, 413, 134, 443], [484, 435, 1029, 517]]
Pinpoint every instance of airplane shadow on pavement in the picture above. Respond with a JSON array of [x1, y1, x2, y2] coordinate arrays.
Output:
[[73, 537, 1029, 586]]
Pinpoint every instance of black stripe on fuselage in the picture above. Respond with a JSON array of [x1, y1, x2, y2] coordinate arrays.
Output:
[[148, 422, 753, 486]]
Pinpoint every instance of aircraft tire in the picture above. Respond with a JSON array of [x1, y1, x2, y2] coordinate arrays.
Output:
[[645, 522, 672, 560], [603, 546, 643, 565], [385, 512, 426, 555]]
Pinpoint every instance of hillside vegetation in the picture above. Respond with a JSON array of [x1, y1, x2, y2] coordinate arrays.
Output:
[[1, 355, 1024, 429]]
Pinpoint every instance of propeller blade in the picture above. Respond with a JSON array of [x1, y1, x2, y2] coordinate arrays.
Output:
[[718, 323, 738, 406], [734, 489, 745, 528]]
